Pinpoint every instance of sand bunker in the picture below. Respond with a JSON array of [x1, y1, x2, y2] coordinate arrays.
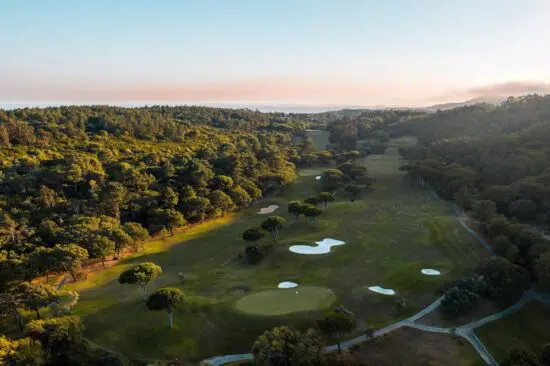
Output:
[[258, 204, 279, 214], [421, 269, 441, 276], [368, 286, 396, 295], [289, 238, 346, 255], [278, 281, 298, 289]]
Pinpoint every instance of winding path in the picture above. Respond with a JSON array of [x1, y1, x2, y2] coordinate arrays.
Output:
[[201, 185, 507, 365]]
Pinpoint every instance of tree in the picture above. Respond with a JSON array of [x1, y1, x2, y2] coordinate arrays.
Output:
[[344, 184, 361, 201], [441, 286, 480, 317], [317, 309, 356, 353], [261, 216, 285, 243], [146, 288, 185, 328], [0, 293, 24, 330], [14, 282, 58, 319], [242, 228, 265, 242], [25, 316, 83, 365], [52, 244, 89, 281], [158, 187, 179, 208], [244, 246, 263, 264], [304, 206, 322, 224], [122, 222, 150, 251], [102, 227, 133, 260], [476, 257, 529, 305], [288, 201, 303, 221], [251, 326, 323, 366], [0, 336, 44, 366], [535, 252, 550, 292], [502, 348, 540, 366], [119, 262, 162, 300], [150, 208, 186, 236], [210, 190, 236, 214], [321, 169, 345, 191], [317, 192, 335, 209], [229, 185, 252, 208], [88, 236, 115, 267], [541, 343, 550, 366], [471, 200, 497, 225], [304, 195, 322, 206]]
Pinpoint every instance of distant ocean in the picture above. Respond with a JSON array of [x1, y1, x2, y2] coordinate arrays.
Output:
[[0, 101, 361, 114]]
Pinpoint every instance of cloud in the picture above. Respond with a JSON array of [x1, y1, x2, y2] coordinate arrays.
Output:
[[432, 81, 550, 104], [467, 81, 550, 98]]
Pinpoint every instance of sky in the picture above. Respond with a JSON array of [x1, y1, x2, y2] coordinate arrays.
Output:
[[2, 0, 550, 108]]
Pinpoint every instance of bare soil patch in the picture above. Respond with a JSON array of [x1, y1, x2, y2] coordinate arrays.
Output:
[[350, 327, 478, 365]]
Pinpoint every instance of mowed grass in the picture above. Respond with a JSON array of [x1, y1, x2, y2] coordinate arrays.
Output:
[[307, 129, 330, 150], [65, 134, 487, 363], [476, 301, 550, 362], [234, 287, 336, 316]]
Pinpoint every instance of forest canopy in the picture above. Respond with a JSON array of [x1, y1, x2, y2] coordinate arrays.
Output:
[[0, 106, 304, 288]]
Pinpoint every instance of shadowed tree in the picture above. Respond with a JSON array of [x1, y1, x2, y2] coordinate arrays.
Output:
[[119, 262, 162, 300], [288, 201, 302, 221], [14, 282, 58, 320], [261, 216, 285, 243], [0, 293, 24, 330], [317, 309, 356, 353], [502, 348, 539, 366], [304, 195, 322, 207], [252, 326, 324, 366], [317, 192, 335, 209], [146, 288, 185, 328], [242, 228, 265, 243], [304, 206, 322, 225]]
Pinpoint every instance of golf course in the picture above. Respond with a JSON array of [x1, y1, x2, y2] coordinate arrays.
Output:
[[62, 133, 488, 363]]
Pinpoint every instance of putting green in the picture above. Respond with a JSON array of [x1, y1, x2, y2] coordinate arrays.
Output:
[[234, 286, 336, 316]]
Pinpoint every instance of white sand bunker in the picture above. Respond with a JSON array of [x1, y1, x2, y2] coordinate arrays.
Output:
[[278, 281, 298, 289], [289, 238, 346, 255], [421, 269, 441, 276], [258, 204, 279, 214], [368, 286, 396, 296], [315, 175, 321, 181]]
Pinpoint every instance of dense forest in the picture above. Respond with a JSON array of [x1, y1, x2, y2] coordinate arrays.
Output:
[[0, 106, 307, 290]]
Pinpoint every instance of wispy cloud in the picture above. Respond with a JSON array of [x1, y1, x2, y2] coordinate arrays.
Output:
[[432, 81, 550, 104]]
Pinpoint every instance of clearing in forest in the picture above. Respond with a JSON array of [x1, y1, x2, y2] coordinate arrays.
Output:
[[64, 135, 487, 363]]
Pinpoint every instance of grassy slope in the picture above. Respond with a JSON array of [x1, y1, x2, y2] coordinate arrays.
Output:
[[476, 301, 550, 362], [64, 135, 487, 363]]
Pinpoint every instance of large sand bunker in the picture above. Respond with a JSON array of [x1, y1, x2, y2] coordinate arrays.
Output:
[[289, 238, 346, 254], [258, 204, 279, 214]]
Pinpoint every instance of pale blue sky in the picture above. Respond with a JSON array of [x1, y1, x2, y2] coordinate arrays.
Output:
[[2, 0, 550, 106]]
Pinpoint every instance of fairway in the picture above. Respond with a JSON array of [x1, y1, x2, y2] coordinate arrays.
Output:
[[63, 134, 488, 363], [235, 287, 336, 316]]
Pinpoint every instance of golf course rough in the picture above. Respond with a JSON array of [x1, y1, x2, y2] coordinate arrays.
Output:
[[234, 286, 336, 316]]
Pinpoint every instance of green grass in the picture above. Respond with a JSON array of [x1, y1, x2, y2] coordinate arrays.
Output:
[[476, 301, 550, 362], [307, 130, 330, 151], [64, 135, 487, 363], [234, 287, 336, 316]]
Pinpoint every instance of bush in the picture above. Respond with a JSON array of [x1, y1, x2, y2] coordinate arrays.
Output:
[[442, 286, 480, 317], [244, 245, 264, 264], [502, 347, 539, 366]]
